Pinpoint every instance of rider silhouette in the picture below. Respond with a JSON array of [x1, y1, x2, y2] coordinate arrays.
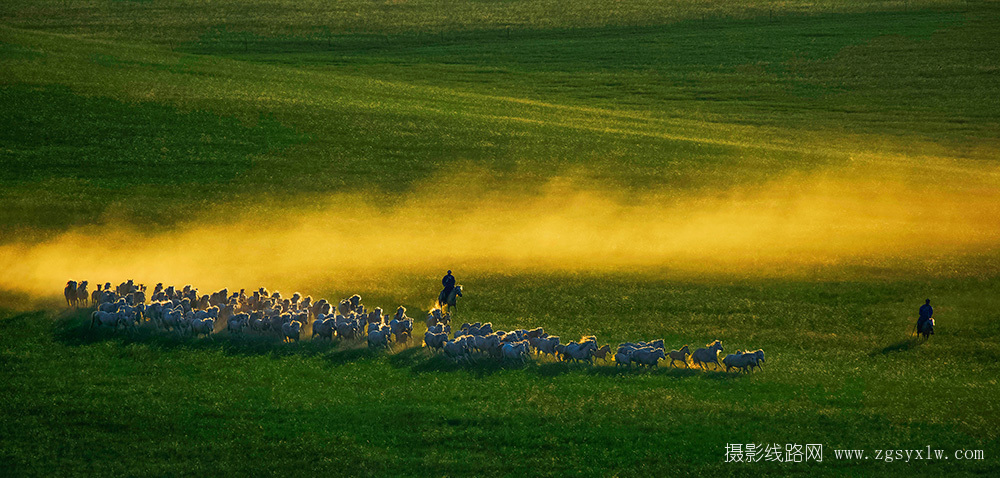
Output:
[[917, 299, 934, 336], [441, 270, 456, 304]]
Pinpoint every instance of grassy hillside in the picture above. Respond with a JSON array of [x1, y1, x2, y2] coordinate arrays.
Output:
[[0, 1, 960, 43], [2, 2, 998, 234]]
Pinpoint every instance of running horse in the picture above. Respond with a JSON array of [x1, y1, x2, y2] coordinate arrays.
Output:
[[437, 285, 463, 313]]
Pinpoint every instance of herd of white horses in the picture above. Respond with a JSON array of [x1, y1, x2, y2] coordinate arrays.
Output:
[[64, 279, 766, 372]]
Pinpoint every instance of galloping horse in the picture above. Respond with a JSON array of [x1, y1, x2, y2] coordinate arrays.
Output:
[[437, 285, 463, 313]]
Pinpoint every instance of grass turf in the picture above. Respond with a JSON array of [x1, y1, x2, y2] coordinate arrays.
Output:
[[2, 272, 998, 475], [2, 2, 998, 235]]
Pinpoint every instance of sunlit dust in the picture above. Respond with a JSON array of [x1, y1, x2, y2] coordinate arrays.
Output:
[[2, 160, 999, 297]]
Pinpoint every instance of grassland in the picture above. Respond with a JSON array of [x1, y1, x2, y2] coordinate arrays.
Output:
[[2, 1, 998, 233], [1, 0, 999, 475], [3, 272, 999, 475]]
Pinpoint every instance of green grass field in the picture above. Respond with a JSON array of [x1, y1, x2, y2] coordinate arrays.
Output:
[[1, 0, 999, 475]]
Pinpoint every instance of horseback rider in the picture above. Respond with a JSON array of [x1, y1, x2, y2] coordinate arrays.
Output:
[[917, 299, 934, 336], [439, 270, 456, 307]]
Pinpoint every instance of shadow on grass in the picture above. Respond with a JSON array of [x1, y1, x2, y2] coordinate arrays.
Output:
[[871, 338, 924, 356], [52, 310, 754, 380], [53, 310, 342, 360]]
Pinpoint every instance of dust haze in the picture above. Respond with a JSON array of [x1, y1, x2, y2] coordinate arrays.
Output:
[[2, 158, 999, 297]]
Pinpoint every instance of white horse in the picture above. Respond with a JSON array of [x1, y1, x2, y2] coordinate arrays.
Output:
[[437, 285, 463, 313], [691, 340, 724, 370], [90, 311, 122, 329]]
